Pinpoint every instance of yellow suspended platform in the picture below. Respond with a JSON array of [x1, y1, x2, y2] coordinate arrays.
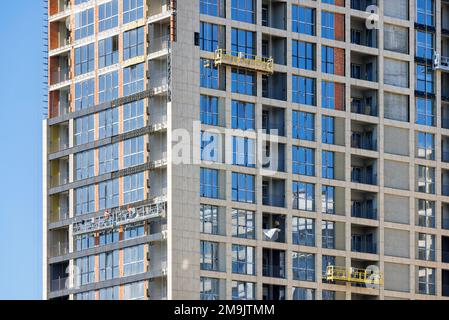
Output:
[[214, 49, 274, 74], [324, 266, 383, 286]]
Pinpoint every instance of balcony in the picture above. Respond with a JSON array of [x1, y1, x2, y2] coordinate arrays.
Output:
[[148, 35, 170, 58], [49, 0, 71, 20], [263, 249, 286, 279], [262, 213, 285, 243], [351, 52, 378, 82], [49, 241, 69, 258], [351, 86, 378, 116], [262, 1, 287, 30], [351, 155, 377, 185], [352, 205, 377, 220], [51, 277, 70, 292], [214, 49, 274, 74], [351, 236, 377, 254], [50, 67, 71, 86], [351, 121, 377, 151], [350, 16, 378, 48], [262, 178, 286, 207]]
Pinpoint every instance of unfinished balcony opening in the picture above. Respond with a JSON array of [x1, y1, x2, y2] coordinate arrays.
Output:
[[351, 190, 377, 220], [443, 236, 449, 264], [442, 104, 449, 129], [351, 85, 378, 116], [262, 177, 285, 208], [351, 225, 378, 254], [350, 51, 378, 82], [148, 60, 168, 90], [49, 156, 69, 188], [49, 122, 69, 153], [262, 34, 286, 66], [350, 16, 378, 48], [262, 213, 285, 243], [50, 53, 71, 86], [149, 96, 168, 128], [442, 73, 449, 102], [49, 192, 69, 223], [443, 270, 449, 297], [262, 0, 287, 30], [49, 0, 70, 17], [147, 0, 173, 21], [49, 18, 71, 51], [262, 72, 287, 101], [148, 21, 171, 58], [443, 203, 449, 230], [351, 120, 377, 151], [262, 284, 285, 300], [263, 249, 286, 279], [50, 261, 69, 292], [262, 105, 285, 136], [49, 228, 69, 258], [351, 155, 377, 185], [443, 169, 449, 196], [262, 140, 285, 172], [49, 88, 70, 118]]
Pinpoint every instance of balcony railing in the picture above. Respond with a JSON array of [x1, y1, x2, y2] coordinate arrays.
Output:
[[351, 207, 377, 220], [50, 208, 69, 223], [50, 242, 69, 258], [351, 239, 377, 254], [51, 67, 71, 86], [351, 135, 376, 151], [50, 277, 70, 292], [214, 49, 274, 74], [351, 103, 377, 116], [351, 171, 377, 185], [263, 265, 286, 279]]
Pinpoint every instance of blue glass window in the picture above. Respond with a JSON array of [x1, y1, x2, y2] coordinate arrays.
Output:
[[200, 95, 219, 125], [231, 0, 255, 24], [416, 0, 434, 26], [292, 40, 315, 70], [232, 172, 255, 203], [322, 151, 335, 179], [322, 46, 335, 74], [200, 0, 225, 17], [231, 28, 255, 56], [322, 116, 335, 144], [322, 12, 335, 40], [292, 146, 315, 176], [201, 59, 224, 90], [200, 22, 224, 52], [292, 75, 316, 106], [416, 30, 434, 60], [75, 43, 95, 76], [292, 5, 315, 35], [416, 64, 434, 93], [292, 181, 315, 211], [233, 137, 256, 167], [75, 78, 95, 111], [416, 97, 435, 126], [292, 111, 314, 141], [200, 168, 219, 198], [232, 69, 256, 95], [232, 100, 255, 130]]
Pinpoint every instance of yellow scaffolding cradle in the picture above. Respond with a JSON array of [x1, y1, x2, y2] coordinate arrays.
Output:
[[214, 49, 274, 74], [325, 266, 383, 286]]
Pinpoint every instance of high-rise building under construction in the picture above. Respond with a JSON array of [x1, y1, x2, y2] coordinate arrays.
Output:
[[44, 0, 449, 300]]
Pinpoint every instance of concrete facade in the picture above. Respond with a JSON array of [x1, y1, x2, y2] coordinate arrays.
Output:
[[44, 0, 449, 300]]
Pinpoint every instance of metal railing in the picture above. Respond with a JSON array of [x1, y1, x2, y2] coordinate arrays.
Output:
[[51, 67, 71, 85], [50, 277, 70, 292], [149, 72, 168, 89], [351, 239, 377, 254], [263, 265, 286, 279], [49, 242, 69, 258], [351, 103, 377, 116], [351, 207, 378, 220], [351, 171, 377, 185], [351, 135, 376, 151], [50, 209, 69, 223]]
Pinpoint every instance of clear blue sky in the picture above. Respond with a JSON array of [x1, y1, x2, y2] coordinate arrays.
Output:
[[0, 1, 43, 299]]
